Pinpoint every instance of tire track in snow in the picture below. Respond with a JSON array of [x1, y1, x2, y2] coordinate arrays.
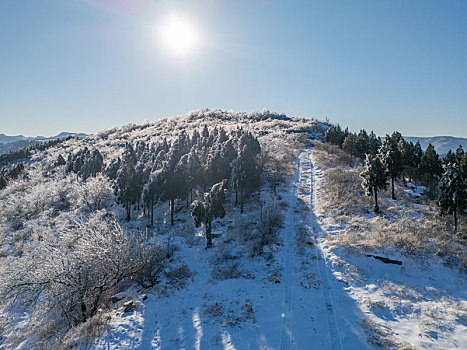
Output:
[[279, 152, 302, 350], [306, 149, 343, 350]]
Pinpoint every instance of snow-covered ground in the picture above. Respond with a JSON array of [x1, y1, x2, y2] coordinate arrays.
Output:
[[310, 150, 467, 350], [94, 149, 466, 349]]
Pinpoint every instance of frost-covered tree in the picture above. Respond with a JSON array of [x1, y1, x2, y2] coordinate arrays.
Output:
[[191, 179, 228, 248], [117, 143, 140, 221], [368, 131, 381, 156], [439, 147, 467, 232], [233, 131, 262, 212], [75, 174, 114, 211], [143, 168, 167, 226], [380, 134, 403, 199], [361, 154, 388, 213]]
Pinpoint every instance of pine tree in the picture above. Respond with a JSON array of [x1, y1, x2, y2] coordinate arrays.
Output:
[[342, 133, 357, 166], [234, 131, 262, 212], [413, 141, 423, 172], [360, 154, 388, 213], [380, 134, 403, 199], [117, 144, 139, 221], [368, 131, 381, 156], [143, 168, 167, 226], [419, 144, 442, 184], [438, 147, 467, 232], [81, 149, 104, 180], [397, 139, 412, 184], [56, 154, 66, 166], [191, 179, 228, 248], [174, 154, 191, 206], [355, 129, 370, 159], [325, 124, 345, 147]]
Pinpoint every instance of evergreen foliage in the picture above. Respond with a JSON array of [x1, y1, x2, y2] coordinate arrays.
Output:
[[438, 146, 467, 232], [191, 179, 228, 248], [380, 134, 403, 199], [419, 144, 443, 183], [360, 154, 388, 213]]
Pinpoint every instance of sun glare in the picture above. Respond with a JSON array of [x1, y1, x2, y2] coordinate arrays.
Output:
[[158, 15, 199, 57]]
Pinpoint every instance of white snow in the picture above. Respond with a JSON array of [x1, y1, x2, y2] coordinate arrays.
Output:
[[92, 148, 466, 349]]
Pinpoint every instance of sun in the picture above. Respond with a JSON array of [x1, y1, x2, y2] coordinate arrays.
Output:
[[158, 15, 199, 56]]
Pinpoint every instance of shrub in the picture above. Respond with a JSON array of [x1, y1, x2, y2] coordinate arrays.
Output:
[[0, 213, 164, 348]]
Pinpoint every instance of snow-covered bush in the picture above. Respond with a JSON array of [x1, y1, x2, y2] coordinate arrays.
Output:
[[73, 174, 115, 211], [246, 195, 284, 256], [0, 212, 163, 348]]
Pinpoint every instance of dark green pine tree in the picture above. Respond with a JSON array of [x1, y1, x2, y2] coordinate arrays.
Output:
[[355, 129, 370, 159], [397, 139, 412, 184], [360, 154, 388, 213], [380, 134, 403, 199], [438, 147, 467, 232], [411, 141, 423, 183], [325, 124, 346, 147], [419, 144, 442, 184], [368, 131, 381, 156], [55, 154, 66, 166], [0, 173, 6, 189], [342, 133, 357, 166]]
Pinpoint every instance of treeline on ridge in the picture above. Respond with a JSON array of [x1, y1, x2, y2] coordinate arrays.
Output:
[[64, 125, 263, 229], [325, 125, 467, 232]]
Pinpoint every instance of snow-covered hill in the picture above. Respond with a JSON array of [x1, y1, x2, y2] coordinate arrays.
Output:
[[0, 110, 465, 349]]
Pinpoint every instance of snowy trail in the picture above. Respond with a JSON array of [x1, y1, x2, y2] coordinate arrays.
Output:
[[278, 154, 301, 350], [306, 151, 343, 350], [279, 149, 348, 349]]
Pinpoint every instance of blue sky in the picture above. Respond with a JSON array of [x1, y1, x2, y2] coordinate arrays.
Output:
[[0, 0, 466, 137]]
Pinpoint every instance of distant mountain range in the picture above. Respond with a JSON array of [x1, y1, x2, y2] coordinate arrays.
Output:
[[0, 132, 87, 155], [0, 132, 87, 144], [404, 136, 467, 155]]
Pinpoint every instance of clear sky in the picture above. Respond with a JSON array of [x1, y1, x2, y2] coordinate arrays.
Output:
[[0, 0, 466, 137]]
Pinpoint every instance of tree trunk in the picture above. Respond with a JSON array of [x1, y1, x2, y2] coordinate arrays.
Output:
[[374, 189, 379, 213], [170, 198, 174, 226], [240, 188, 244, 213], [126, 203, 130, 221], [391, 177, 396, 200], [206, 219, 212, 248], [151, 200, 154, 227], [81, 302, 87, 323]]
